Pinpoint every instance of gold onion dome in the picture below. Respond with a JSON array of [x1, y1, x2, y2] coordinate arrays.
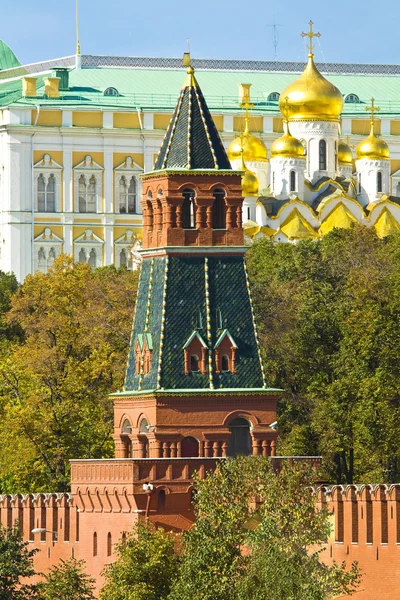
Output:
[[356, 124, 390, 161], [238, 153, 259, 196], [270, 121, 305, 159], [227, 125, 268, 164], [279, 54, 344, 122], [338, 140, 353, 165]]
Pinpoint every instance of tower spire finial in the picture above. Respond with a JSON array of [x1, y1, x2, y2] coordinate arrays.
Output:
[[301, 20, 321, 57]]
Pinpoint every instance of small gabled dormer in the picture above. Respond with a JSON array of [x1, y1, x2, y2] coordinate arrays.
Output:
[[142, 333, 153, 375], [183, 331, 208, 375], [215, 330, 238, 374], [134, 333, 153, 375]]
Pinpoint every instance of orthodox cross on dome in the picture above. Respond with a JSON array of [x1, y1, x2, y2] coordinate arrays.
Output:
[[301, 20, 321, 57], [281, 96, 291, 123], [345, 135, 356, 152], [366, 97, 380, 132]]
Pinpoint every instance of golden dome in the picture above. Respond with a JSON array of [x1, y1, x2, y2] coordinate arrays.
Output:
[[241, 167, 259, 197], [279, 54, 344, 122], [238, 153, 259, 196], [356, 123, 390, 161], [270, 121, 305, 159], [227, 125, 268, 165], [338, 140, 353, 165]]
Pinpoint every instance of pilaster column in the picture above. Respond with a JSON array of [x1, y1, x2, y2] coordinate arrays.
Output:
[[104, 151, 113, 213], [63, 149, 73, 212]]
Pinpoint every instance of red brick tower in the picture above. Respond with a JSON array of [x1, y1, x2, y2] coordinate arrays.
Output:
[[69, 60, 280, 583]]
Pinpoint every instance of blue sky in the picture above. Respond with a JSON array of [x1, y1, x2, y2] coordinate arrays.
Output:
[[3, 0, 400, 66]]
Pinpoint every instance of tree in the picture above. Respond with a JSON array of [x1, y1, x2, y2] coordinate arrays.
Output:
[[37, 557, 95, 600], [0, 523, 38, 599], [100, 522, 179, 600], [170, 457, 361, 600], [0, 255, 138, 492], [246, 226, 400, 483]]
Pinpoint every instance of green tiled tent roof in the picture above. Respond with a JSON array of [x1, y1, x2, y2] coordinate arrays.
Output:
[[124, 256, 265, 392], [154, 69, 231, 170]]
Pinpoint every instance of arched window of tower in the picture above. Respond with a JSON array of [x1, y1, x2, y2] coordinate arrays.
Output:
[[182, 189, 196, 229], [139, 418, 149, 433], [121, 419, 132, 434], [227, 418, 252, 457], [190, 354, 200, 372], [212, 189, 226, 229], [319, 140, 327, 171], [377, 171, 383, 193], [181, 436, 200, 458], [290, 170, 296, 193], [221, 355, 230, 371]]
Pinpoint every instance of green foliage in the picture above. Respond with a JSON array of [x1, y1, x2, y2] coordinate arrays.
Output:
[[246, 225, 400, 482], [169, 457, 360, 600], [0, 255, 138, 492], [37, 557, 95, 600], [0, 523, 38, 599], [100, 523, 179, 600]]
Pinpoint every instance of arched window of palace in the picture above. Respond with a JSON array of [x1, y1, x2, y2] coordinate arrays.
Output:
[[46, 175, 56, 212], [182, 189, 196, 228], [37, 173, 56, 212], [120, 249, 127, 267], [181, 436, 200, 458], [38, 248, 46, 272], [47, 247, 56, 268], [290, 170, 296, 192], [212, 189, 226, 229], [93, 532, 98, 556], [79, 248, 86, 263], [267, 91, 280, 102], [88, 248, 97, 268], [227, 418, 251, 457], [79, 175, 97, 213], [377, 171, 383, 193], [107, 532, 112, 556], [119, 176, 137, 214], [345, 93, 360, 104], [319, 140, 327, 171]]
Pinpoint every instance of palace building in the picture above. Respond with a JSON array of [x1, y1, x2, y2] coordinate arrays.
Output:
[[1, 48, 400, 600], [1, 23, 400, 280]]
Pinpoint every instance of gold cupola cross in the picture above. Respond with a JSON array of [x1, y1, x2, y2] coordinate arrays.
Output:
[[301, 20, 321, 57], [366, 98, 380, 122], [366, 98, 380, 134]]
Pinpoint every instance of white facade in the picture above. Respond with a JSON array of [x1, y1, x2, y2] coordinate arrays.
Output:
[[0, 107, 159, 281], [269, 156, 306, 200], [355, 158, 391, 206]]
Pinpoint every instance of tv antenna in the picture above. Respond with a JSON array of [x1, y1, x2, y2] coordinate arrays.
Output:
[[267, 19, 283, 59]]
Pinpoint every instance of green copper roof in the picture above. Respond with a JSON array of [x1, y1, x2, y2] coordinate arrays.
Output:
[[0, 40, 20, 71], [0, 58, 400, 116]]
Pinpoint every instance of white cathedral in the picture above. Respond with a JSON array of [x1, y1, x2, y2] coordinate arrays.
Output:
[[228, 24, 400, 244]]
